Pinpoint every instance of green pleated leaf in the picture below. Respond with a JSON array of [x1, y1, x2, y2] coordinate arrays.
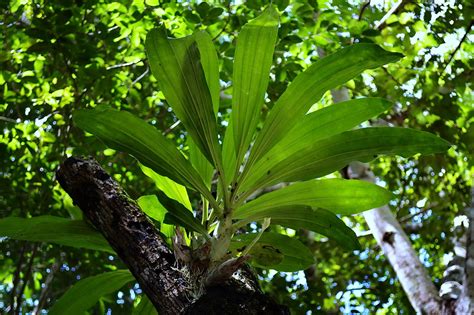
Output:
[[268, 98, 392, 158], [156, 191, 208, 236], [240, 127, 451, 193], [50, 270, 134, 315], [73, 107, 215, 205], [222, 120, 237, 188], [137, 195, 174, 240], [231, 5, 279, 172], [140, 164, 192, 210], [188, 138, 214, 189], [243, 44, 403, 175], [237, 179, 392, 216], [230, 232, 314, 272], [234, 205, 360, 251], [146, 27, 222, 169], [0, 216, 113, 253]]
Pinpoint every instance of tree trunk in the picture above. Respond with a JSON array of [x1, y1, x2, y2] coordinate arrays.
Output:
[[348, 162, 443, 314], [455, 185, 474, 314], [56, 157, 288, 315]]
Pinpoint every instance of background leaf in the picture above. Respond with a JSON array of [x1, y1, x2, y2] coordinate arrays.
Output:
[[230, 232, 314, 272], [49, 270, 135, 315], [0, 216, 112, 253]]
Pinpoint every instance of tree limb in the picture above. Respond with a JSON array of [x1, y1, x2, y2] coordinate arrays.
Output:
[[56, 157, 289, 314], [56, 157, 189, 314]]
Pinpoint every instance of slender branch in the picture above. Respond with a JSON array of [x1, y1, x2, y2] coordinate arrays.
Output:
[[32, 263, 59, 315], [8, 243, 26, 315], [443, 20, 473, 73], [358, 1, 371, 21], [106, 59, 145, 70], [212, 3, 231, 41], [14, 245, 38, 315]]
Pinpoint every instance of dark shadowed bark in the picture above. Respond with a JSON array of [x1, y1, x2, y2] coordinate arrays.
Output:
[[56, 157, 288, 315]]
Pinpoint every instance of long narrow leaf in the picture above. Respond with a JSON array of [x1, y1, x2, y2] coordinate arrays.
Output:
[[230, 232, 314, 271], [0, 216, 113, 253], [73, 107, 215, 204], [268, 98, 392, 158], [234, 205, 360, 251], [137, 195, 174, 240], [242, 44, 403, 177], [240, 127, 450, 193], [146, 27, 222, 168], [232, 6, 279, 172], [156, 191, 208, 236], [237, 179, 392, 216], [140, 164, 192, 210], [50, 270, 134, 315]]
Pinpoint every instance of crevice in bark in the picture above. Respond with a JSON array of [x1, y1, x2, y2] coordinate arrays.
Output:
[[56, 157, 288, 314]]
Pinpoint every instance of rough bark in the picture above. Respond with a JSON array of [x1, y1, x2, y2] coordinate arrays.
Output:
[[349, 162, 443, 314], [56, 157, 288, 315]]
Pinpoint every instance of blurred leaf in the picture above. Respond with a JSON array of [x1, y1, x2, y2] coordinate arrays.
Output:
[[140, 164, 192, 209], [137, 195, 174, 240], [50, 270, 134, 315], [0, 216, 112, 253], [230, 232, 314, 271]]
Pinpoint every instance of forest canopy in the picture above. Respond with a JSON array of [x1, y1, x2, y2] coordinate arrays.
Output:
[[0, 0, 473, 314]]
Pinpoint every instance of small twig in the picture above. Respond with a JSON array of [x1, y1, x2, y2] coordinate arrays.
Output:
[[442, 20, 473, 73], [0, 116, 17, 123], [8, 243, 26, 315], [106, 59, 144, 70], [358, 1, 371, 21], [14, 244, 38, 315], [32, 263, 58, 315], [212, 3, 231, 41], [163, 120, 181, 135], [129, 67, 150, 91]]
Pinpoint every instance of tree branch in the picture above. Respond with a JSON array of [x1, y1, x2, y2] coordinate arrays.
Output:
[[56, 157, 289, 314], [56, 157, 189, 314]]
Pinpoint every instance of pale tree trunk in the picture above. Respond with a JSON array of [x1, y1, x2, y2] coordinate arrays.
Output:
[[331, 86, 474, 313], [455, 185, 474, 314], [348, 162, 443, 313]]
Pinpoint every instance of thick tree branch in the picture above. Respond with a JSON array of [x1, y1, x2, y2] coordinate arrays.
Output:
[[56, 157, 289, 314], [56, 157, 189, 314]]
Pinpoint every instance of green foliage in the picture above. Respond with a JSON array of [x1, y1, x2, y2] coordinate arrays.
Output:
[[49, 270, 134, 315], [1, 0, 471, 313], [0, 216, 113, 253]]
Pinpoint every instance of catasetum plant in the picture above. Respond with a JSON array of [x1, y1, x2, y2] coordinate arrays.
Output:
[[73, 6, 449, 294]]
